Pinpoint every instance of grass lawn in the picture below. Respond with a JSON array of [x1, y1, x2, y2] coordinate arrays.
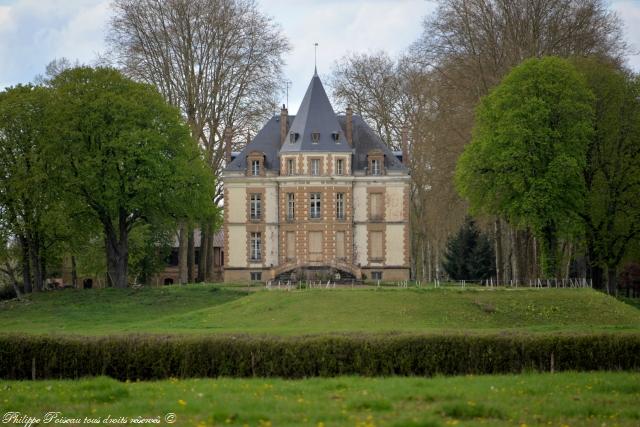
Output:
[[0, 285, 639, 336], [1, 372, 639, 426]]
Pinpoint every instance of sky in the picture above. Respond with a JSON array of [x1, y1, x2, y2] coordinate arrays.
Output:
[[0, 0, 639, 113]]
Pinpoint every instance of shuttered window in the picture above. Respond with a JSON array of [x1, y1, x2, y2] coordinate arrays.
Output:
[[336, 231, 345, 260], [308, 231, 323, 262], [286, 231, 296, 261], [370, 231, 383, 261], [370, 193, 382, 221]]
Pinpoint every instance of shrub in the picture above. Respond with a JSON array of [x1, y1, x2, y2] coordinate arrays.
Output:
[[0, 333, 638, 380]]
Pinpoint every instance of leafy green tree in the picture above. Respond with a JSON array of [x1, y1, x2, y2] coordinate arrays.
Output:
[[573, 58, 640, 294], [442, 217, 495, 281], [48, 67, 216, 288], [0, 85, 59, 292], [455, 57, 594, 277]]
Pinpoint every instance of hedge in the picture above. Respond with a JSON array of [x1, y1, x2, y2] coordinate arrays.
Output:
[[0, 333, 638, 380]]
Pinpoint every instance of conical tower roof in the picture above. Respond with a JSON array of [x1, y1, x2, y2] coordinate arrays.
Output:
[[280, 73, 352, 152]]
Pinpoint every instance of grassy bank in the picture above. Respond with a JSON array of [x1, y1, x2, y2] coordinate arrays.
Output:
[[2, 372, 639, 426], [0, 285, 638, 336]]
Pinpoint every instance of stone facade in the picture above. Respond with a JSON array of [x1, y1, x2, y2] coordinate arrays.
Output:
[[223, 73, 410, 282]]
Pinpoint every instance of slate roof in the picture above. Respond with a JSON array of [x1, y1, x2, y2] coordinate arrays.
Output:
[[280, 72, 351, 153], [225, 73, 407, 173]]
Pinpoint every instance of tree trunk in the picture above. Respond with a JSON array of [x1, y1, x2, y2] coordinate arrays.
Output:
[[19, 234, 32, 293], [71, 255, 78, 288], [29, 233, 43, 292], [206, 227, 215, 281], [178, 222, 188, 284], [104, 216, 129, 289], [494, 218, 503, 285], [510, 226, 520, 284], [187, 228, 195, 283], [198, 223, 209, 282], [541, 224, 558, 278], [586, 241, 604, 290], [606, 266, 617, 296]]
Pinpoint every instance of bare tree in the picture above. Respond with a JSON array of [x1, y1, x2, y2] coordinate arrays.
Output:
[[107, 0, 290, 282]]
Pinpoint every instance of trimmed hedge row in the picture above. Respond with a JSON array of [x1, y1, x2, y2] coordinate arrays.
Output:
[[1, 333, 639, 380]]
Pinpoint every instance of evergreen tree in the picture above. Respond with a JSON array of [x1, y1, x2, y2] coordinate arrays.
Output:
[[442, 217, 495, 281]]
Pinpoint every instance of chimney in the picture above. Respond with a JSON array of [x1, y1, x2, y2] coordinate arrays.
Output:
[[345, 105, 353, 146], [401, 126, 409, 166], [224, 126, 233, 164], [280, 104, 288, 146]]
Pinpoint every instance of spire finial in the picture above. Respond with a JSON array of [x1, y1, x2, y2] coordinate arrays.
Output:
[[314, 43, 318, 75]]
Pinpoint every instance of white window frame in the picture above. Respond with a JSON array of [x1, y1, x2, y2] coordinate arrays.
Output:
[[287, 193, 295, 220], [371, 159, 381, 176], [336, 158, 344, 175], [336, 193, 345, 220], [250, 232, 261, 261], [310, 193, 321, 219], [287, 158, 295, 175], [251, 160, 260, 176], [250, 194, 261, 220], [311, 159, 320, 176]]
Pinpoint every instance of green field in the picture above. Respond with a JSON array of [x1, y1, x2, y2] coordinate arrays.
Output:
[[0, 285, 638, 336], [2, 372, 639, 426]]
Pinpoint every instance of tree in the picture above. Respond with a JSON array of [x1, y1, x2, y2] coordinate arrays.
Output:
[[442, 216, 495, 281], [574, 58, 640, 294], [0, 85, 57, 293], [410, 0, 626, 283], [455, 57, 594, 277], [329, 52, 407, 148], [48, 67, 215, 288], [107, 0, 290, 283]]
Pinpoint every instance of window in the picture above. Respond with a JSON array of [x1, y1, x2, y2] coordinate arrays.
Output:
[[331, 131, 340, 142], [289, 132, 299, 143], [287, 193, 295, 220], [286, 231, 296, 261], [336, 158, 344, 175], [308, 231, 323, 262], [310, 193, 321, 219], [336, 193, 345, 220], [370, 231, 383, 261], [250, 272, 262, 281], [336, 231, 345, 260], [250, 194, 261, 220], [371, 271, 383, 281], [250, 232, 261, 261], [287, 158, 295, 175], [251, 159, 260, 176], [311, 132, 320, 143], [311, 159, 320, 176], [371, 159, 381, 176], [370, 193, 383, 221]]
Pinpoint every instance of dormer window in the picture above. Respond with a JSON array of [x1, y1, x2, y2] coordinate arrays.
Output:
[[331, 131, 340, 142], [311, 132, 320, 143], [371, 159, 381, 176], [367, 149, 384, 176], [289, 132, 299, 143], [251, 159, 260, 176]]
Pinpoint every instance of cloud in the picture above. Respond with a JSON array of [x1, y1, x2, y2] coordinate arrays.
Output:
[[0, 0, 639, 103], [260, 0, 434, 111], [0, 0, 111, 90], [611, 0, 640, 71]]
